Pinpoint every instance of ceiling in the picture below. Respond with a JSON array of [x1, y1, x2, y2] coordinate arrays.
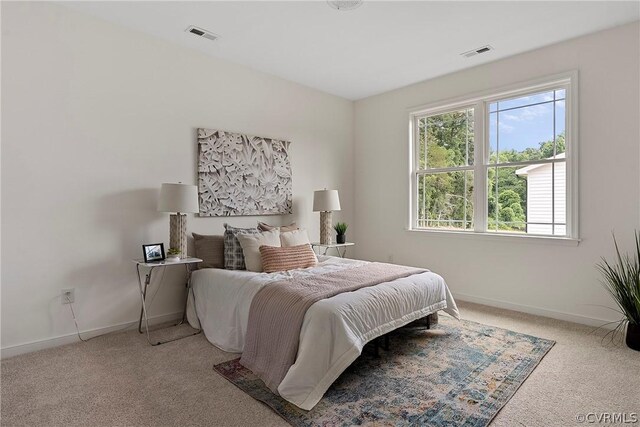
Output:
[[60, 1, 639, 100]]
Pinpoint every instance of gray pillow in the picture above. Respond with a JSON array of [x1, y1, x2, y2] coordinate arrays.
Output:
[[192, 233, 225, 269], [257, 222, 298, 232], [223, 224, 259, 270]]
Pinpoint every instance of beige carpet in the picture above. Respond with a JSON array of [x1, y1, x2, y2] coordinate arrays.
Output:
[[2, 301, 639, 427]]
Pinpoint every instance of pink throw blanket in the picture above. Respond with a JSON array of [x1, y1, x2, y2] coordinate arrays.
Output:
[[239, 262, 426, 393]]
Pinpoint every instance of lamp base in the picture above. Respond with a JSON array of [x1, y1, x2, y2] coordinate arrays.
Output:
[[169, 213, 188, 258], [320, 211, 333, 245]]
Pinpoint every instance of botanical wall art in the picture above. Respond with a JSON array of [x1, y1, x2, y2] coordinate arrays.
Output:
[[197, 128, 292, 216]]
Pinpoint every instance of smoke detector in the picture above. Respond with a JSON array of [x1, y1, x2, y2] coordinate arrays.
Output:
[[327, 1, 363, 11], [461, 45, 493, 58], [186, 25, 219, 42]]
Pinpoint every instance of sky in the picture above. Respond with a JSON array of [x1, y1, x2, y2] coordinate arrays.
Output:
[[489, 90, 566, 155]]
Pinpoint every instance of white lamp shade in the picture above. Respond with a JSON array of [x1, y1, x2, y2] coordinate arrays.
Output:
[[313, 189, 341, 212], [158, 183, 199, 213]]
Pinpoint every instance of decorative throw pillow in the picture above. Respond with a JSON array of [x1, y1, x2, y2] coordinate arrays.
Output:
[[257, 221, 298, 232], [192, 233, 225, 269], [223, 224, 260, 270], [237, 230, 281, 272], [280, 228, 311, 247], [259, 244, 318, 273]]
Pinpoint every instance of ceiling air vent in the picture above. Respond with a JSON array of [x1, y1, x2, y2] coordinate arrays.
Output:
[[186, 26, 219, 42], [461, 45, 493, 58], [327, 1, 363, 11]]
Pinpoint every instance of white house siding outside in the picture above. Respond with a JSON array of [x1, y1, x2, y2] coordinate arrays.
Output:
[[516, 154, 566, 235]]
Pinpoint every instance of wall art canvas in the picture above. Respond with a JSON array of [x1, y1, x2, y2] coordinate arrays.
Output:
[[197, 128, 292, 216]]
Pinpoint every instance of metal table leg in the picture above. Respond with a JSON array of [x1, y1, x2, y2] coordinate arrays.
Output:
[[176, 264, 190, 326], [136, 264, 154, 345], [138, 267, 153, 333], [177, 263, 200, 328], [136, 262, 201, 346]]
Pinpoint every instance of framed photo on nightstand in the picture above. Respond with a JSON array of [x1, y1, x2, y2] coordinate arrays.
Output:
[[142, 243, 165, 263]]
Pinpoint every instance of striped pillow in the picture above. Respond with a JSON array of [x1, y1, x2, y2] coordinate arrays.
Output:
[[259, 244, 318, 273], [224, 224, 260, 270]]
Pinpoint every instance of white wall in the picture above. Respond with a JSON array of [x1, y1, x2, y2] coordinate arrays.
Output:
[[354, 22, 639, 325], [1, 2, 354, 355]]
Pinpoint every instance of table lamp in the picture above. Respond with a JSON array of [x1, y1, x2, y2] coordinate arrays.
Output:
[[158, 183, 199, 258], [313, 189, 341, 244]]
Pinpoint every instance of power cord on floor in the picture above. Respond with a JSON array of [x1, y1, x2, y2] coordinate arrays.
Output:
[[66, 295, 90, 342], [66, 266, 167, 343]]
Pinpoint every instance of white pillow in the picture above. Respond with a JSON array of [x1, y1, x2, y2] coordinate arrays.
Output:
[[237, 229, 281, 272], [280, 228, 311, 247]]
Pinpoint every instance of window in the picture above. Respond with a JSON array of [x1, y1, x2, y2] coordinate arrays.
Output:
[[410, 74, 577, 239], [415, 108, 475, 230]]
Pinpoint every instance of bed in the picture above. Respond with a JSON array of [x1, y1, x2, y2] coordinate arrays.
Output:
[[186, 255, 459, 410]]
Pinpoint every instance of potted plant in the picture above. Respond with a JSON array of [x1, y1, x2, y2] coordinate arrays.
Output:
[[597, 232, 640, 351], [167, 248, 181, 262], [333, 222, 348, 244]]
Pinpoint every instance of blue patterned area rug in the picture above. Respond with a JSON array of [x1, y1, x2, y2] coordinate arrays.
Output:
[[214, 316, 554, 427]]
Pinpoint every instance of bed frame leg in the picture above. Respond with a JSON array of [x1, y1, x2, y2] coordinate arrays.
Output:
[[426, 315, 431, 330], [370, 334, 392, 358]]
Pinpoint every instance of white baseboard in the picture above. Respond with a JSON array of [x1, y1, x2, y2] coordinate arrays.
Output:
[[453, 292, 617, 329], [1, 311, 183, 359], [2, 295, 616, 359]]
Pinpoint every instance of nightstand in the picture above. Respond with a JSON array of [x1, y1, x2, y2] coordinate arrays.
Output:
[[133, 257, 202, 346], [311, 242, 355, 258]]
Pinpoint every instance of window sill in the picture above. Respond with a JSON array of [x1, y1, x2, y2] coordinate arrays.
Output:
[[405, 228, 581, 246]]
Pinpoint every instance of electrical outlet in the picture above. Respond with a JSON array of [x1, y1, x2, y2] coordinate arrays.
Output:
[[62, 288, 74, 304]]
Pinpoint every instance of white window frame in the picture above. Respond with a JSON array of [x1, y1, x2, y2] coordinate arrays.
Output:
[[408, 71, 579, 243]]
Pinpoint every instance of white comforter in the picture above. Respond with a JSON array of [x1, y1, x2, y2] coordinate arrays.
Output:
[[186, 256, 459, 410]]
